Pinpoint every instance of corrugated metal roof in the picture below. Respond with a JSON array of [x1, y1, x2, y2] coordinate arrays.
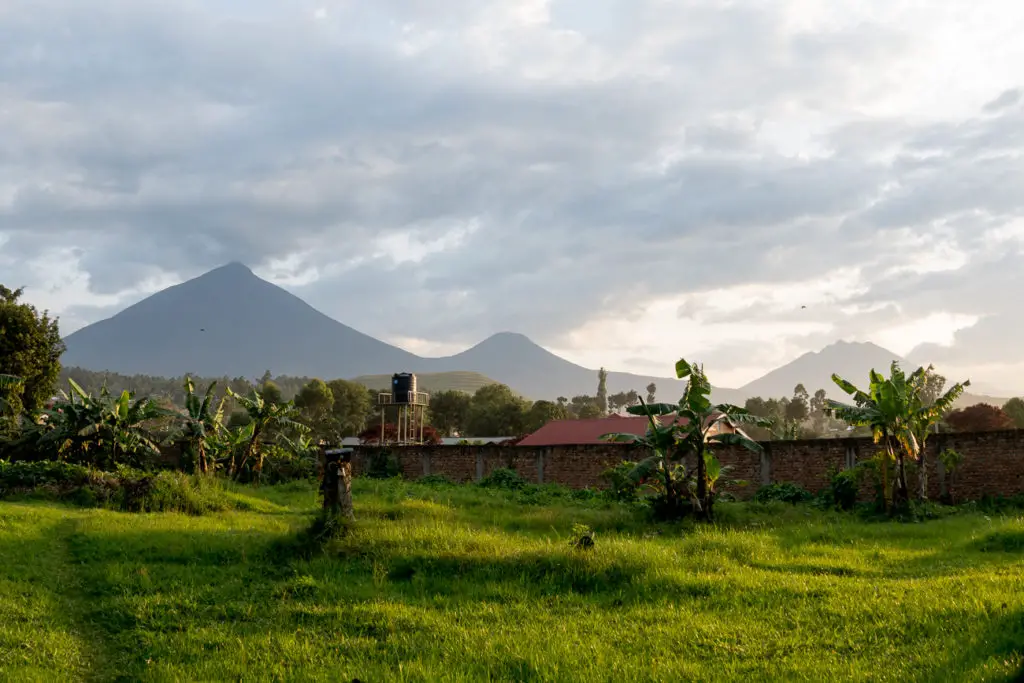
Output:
[[517, 415, 685, 446]]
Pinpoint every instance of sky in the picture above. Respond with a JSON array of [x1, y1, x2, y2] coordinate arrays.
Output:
[[1, 0, 1023, 391]]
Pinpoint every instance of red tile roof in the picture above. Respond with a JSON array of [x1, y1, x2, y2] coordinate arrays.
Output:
[[517, 415, 686, 447]]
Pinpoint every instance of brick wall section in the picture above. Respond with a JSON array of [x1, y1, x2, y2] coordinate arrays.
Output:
[[351, 429, 1024, 501]]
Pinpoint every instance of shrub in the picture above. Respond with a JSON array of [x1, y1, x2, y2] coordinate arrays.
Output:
[[418, 474, 455, 486], [0, 459, 236, 515], [478, 467, 526, 490], [365, 450, 402, 479], [601, 461, 641, 503], [753, 482, 813, 505], [819, 467, 860, 511], [260, 446, 318, 484]]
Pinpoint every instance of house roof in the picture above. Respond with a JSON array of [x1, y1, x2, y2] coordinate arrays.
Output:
[[517, 415, 686, 447], [516, 411, 752, 447]]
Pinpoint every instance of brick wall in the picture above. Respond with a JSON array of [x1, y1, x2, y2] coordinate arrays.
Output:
[[351, 429, 1024, 502]]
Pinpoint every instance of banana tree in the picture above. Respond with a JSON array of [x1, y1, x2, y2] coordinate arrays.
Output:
[[603, 358, 769, 520], [826, 361, 968, 510], [906, 365, 968, 500], [602, 398, 683, 514], [181, 376, 226, 474], [672, 359, 770, 519], [79, 384, 173, 469], [226, 387, 308, 481]]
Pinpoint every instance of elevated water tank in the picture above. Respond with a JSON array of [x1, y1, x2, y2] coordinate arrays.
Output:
[[392, 372, 416, 404]]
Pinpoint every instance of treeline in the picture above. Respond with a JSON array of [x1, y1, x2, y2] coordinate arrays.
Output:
[[59, 367, 655, 439]]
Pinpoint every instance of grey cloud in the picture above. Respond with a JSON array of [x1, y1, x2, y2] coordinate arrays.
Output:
[[1, 0, 1023, 364], [984, 88, 1023, 112]]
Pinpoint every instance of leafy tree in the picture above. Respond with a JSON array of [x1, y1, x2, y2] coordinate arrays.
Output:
[[325, 379, 373, 439], [0, 285, 65, 414], [525, 399, 569, 432], [226, 387, 308, 481], [604, 359, 768, 520], [465, 384, 530, 436], [785, 384, 810, 422], [358, 422, 441, 445], [0, 374, 23, 416], [918, 369, 947, 407], [1001, 397, 1024, 428], [645, 383, 657, 404], [569, 395, 603, 419], [810, 389, 828, 432], [608, 390, 638, 414], [827, 362, 968, 510], [596, 368, 609, 415], [294, 379, 335, 439], [260, 380, 283, 406], [945, 404, 1014, 432], [181, 376, 226, 474], [428, 390, 473, 437]]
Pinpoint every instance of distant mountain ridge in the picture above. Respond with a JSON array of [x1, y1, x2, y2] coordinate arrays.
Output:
[[60, 263, 730, 401], [59, 263, 1010, 407]]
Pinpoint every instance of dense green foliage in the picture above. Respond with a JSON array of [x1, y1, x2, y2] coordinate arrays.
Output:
[[2, 480, 1022, 681], [827, 362, 969, 511], [0, 286, 64, 414], [604, 358, 770, 520], [0, 460, 251, 514]]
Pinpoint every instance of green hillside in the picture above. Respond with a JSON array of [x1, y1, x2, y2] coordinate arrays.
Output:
[[351, 371, 499, 395]]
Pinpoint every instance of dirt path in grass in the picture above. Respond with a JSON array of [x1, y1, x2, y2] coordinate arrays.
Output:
[[53, 517, 122, 683]]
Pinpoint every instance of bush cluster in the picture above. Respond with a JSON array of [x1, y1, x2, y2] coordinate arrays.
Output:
[[752, 482, 814, 505], [0, 459, 236, 514]]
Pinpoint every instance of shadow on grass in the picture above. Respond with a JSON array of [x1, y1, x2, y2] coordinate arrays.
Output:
[[908, 608, 1024, 683]]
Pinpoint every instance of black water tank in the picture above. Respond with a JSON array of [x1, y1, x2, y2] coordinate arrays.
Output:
[[392, 373, 416, 403]]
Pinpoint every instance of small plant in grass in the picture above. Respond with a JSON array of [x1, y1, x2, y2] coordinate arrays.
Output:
[[753, 482, 813, 504], [479, 467, 526, 490], [569, 523, 595, 550]]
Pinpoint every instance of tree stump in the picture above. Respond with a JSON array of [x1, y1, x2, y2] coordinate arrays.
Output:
[[321, 447, 355, 521]]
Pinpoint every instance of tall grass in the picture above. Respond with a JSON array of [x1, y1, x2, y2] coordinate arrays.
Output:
[[1, 478, 1022, 682]]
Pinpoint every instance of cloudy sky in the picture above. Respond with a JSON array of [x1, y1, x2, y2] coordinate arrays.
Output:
[[2, 0, 1023, 390]]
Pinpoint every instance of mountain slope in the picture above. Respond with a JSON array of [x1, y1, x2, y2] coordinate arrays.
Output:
[[62, 263, 420, 379], [738, 340, 1005, 408], [739, 341, 908, 399], [421, 332, 744, 403]]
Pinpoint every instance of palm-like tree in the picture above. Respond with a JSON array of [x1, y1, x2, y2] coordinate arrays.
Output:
[[182, 377, 226, 474], [226, 387, 308, 481], [604, 359, 769, 520], [826, 362, 968, 510]]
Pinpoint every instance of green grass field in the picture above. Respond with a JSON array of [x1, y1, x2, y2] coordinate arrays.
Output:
[[2, 480, 1022, 682]]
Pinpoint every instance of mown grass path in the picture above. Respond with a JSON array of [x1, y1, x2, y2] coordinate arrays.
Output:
[[2, 480, 1023, 682]]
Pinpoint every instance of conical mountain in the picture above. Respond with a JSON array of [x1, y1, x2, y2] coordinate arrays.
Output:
[[61, 262, 419, 379], [738, 340, 908, 399]]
